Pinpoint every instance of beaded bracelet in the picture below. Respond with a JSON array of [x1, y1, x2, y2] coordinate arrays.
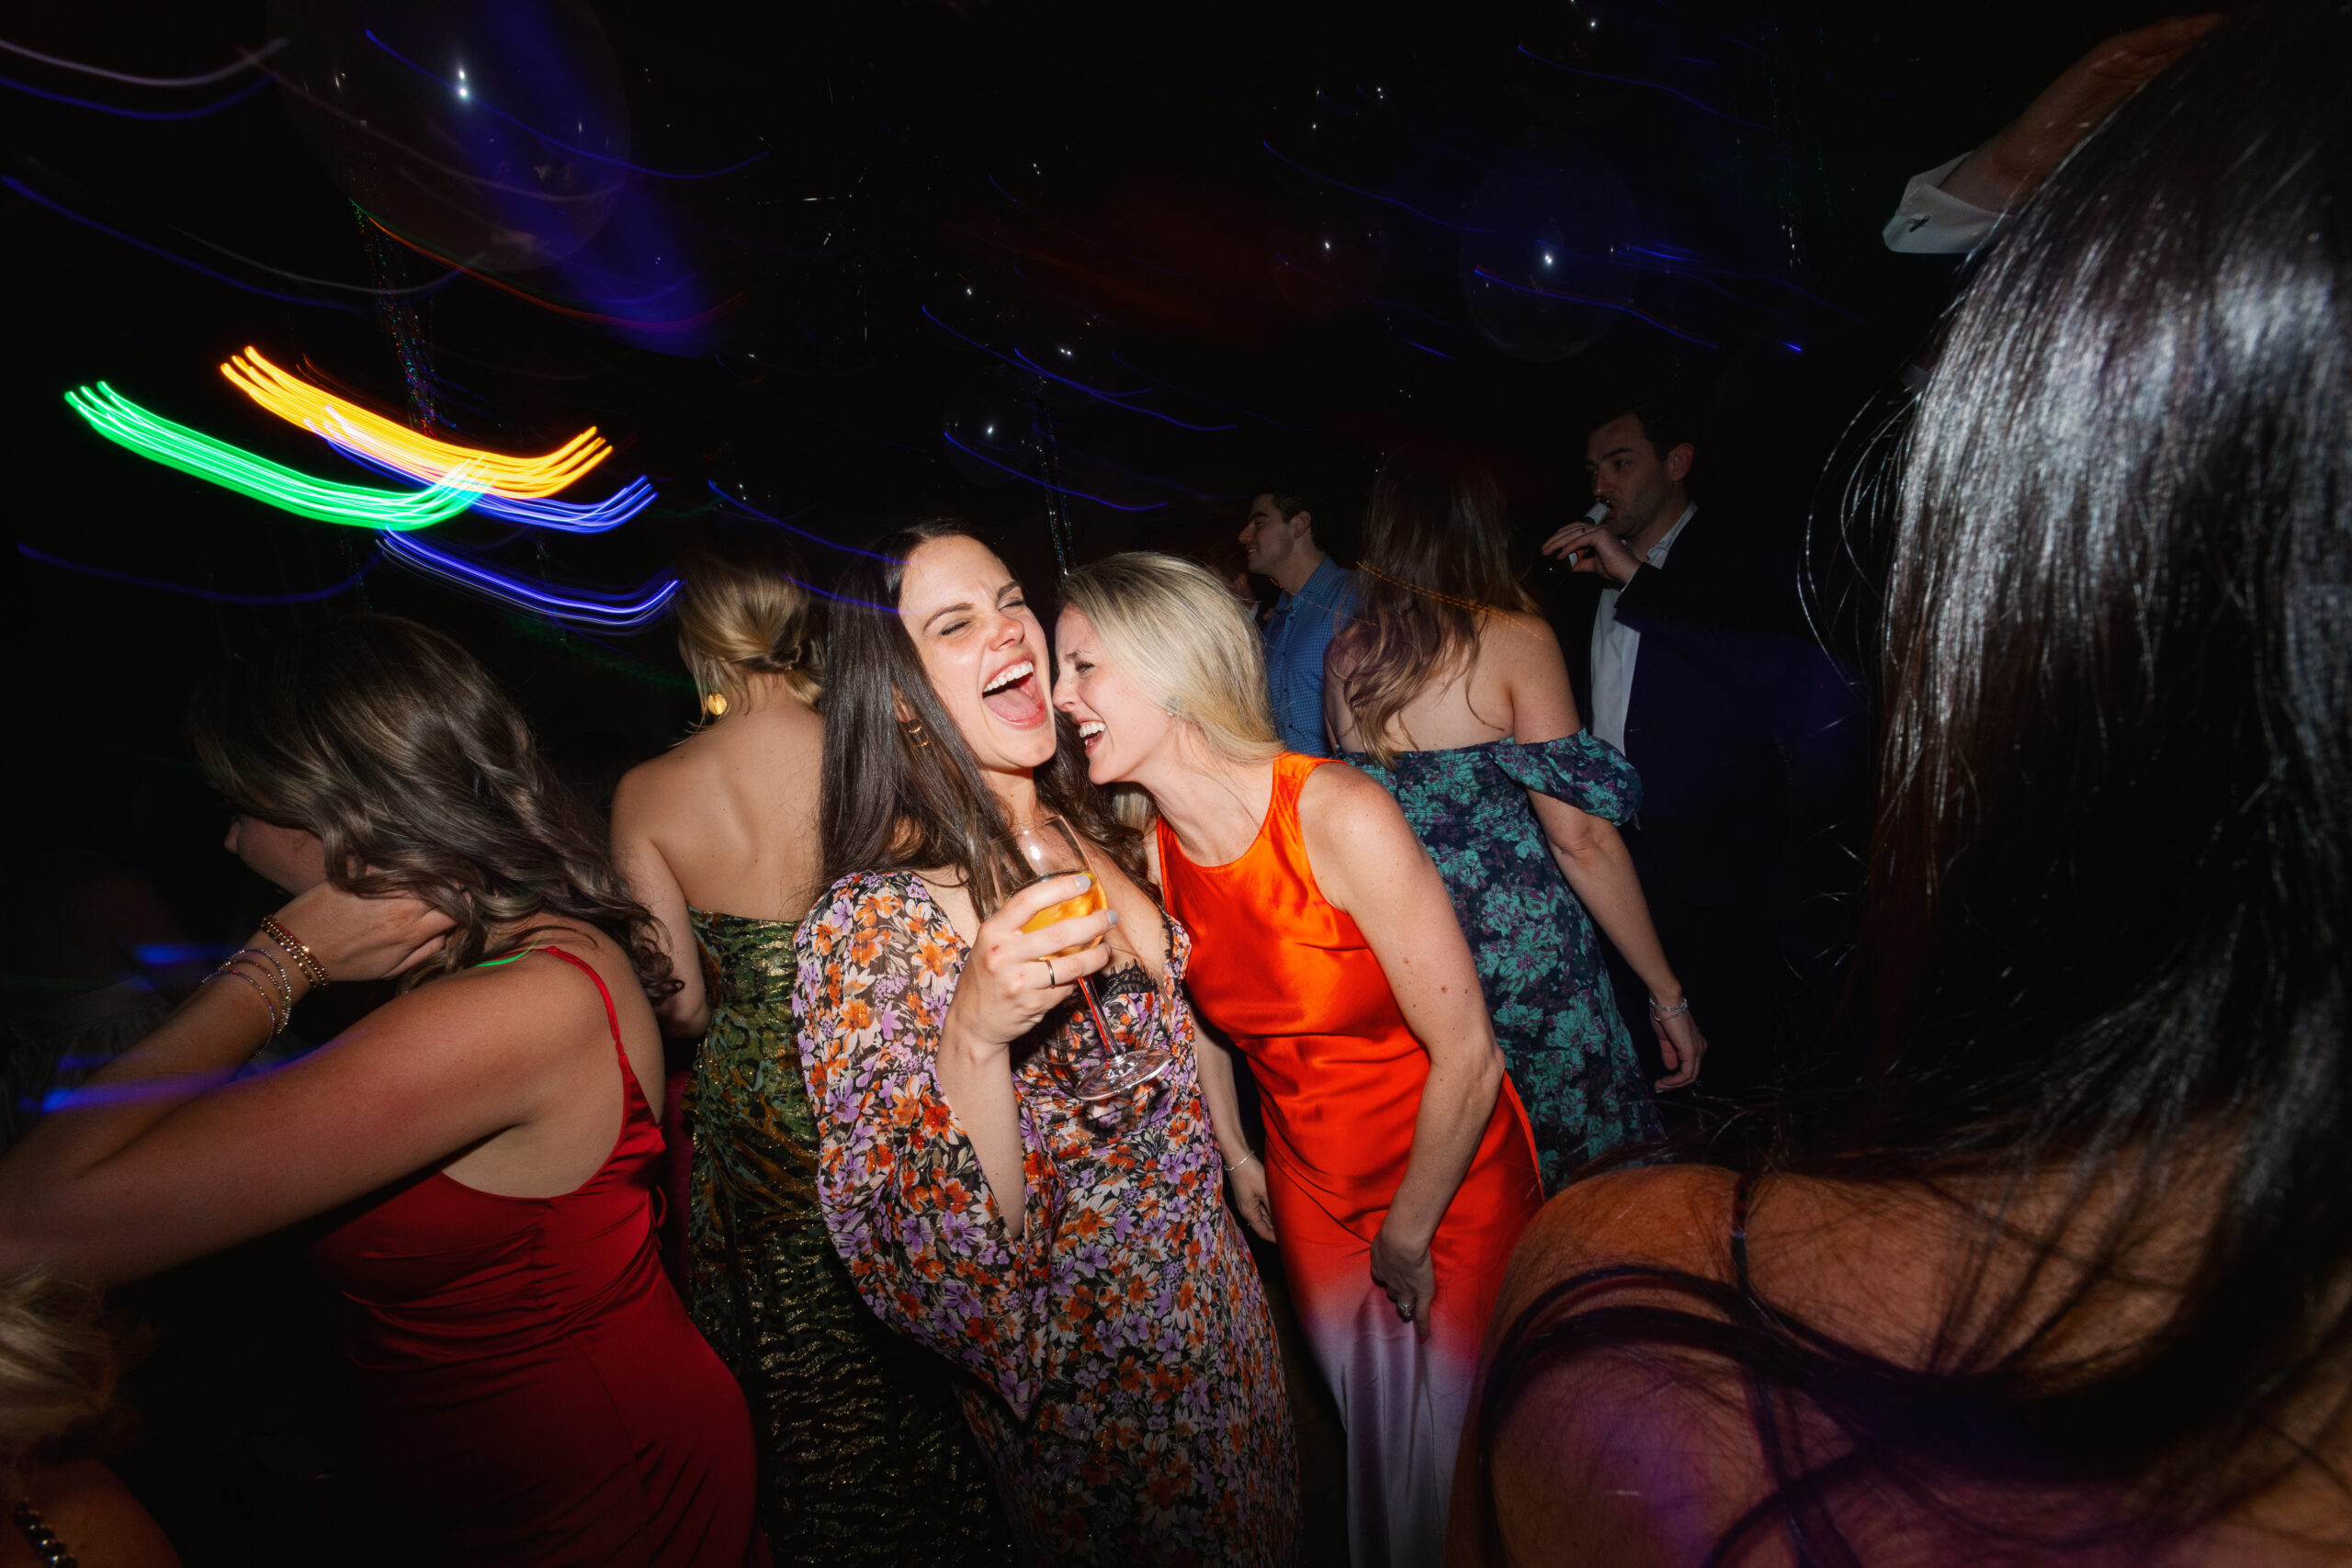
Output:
[[204, 963, 283, 1035], [259, 916, 332, 989], [230, 946, 294, 1015]]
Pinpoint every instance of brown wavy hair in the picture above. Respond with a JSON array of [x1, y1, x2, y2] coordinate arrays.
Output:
[[191, 614, 676, 999], [1333, 446, 1534, 766], [819, 522, 1144, 910]]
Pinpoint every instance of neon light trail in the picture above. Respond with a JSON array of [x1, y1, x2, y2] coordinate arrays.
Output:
[[64, 384, 479, 529], [379, 530, 679, 631], [221, 348, 611, 497], [334, 449, 655, 533]]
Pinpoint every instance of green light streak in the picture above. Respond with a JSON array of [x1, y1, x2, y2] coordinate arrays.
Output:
[[64, 383, 479, 530]]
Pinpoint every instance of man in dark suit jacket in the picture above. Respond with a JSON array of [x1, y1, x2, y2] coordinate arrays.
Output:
[[1541, 401, 1866, 1102]]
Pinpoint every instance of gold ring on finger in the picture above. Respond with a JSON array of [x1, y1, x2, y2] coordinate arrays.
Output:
[[1043, 957, 1057, 987]]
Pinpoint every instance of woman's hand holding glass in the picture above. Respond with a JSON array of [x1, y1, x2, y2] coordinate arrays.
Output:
[[944, 873, 1117, 1058]]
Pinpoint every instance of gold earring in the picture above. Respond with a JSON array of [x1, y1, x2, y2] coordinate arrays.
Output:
[[902, 718, 930, 749], [704, 692, 729, 716]]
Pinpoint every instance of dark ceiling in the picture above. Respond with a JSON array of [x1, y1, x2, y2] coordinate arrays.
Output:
[[3, 0, 2168, 888]]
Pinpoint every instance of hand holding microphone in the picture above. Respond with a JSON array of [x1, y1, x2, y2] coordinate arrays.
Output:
[[1543, 501, 1624, 571]]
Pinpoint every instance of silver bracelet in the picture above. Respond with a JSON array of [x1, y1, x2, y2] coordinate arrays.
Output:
[[1648, 996, 1691, 1020], [1227, 1149, 1260, 1177]]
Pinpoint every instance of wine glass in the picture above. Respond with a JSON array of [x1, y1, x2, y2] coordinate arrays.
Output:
[[988, 817, 1171, 1122]]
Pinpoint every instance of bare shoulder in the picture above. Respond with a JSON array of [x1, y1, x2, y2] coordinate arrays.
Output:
[[350, 935, 618, 1066], [1486, 607, 1564, 655], [1298, 757, 1411, 849], [610, 739, 702, 829], [19, 1458, 183, 1567], [1495, 1166, 1741, 1329]]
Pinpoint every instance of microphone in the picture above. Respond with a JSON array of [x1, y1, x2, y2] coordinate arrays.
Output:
[[1560, 501, 1610, 567]]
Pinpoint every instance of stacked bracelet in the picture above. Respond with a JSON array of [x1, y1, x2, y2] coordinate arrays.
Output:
[[203, 963, 284, 1035], [231, 946, 294, 1016], [259, 916, 332, 989]]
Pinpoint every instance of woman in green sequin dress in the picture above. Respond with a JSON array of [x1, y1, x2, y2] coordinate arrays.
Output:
[[613, 529, 1011, 1566]]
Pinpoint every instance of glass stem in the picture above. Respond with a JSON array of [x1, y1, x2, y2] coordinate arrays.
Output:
[[1073, 976, 1121, 1057]]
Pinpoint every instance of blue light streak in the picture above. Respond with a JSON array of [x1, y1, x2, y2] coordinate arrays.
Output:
[[0, 70, 269, 120], [1259, 140, 1491, 233], [332, 446, 655, 533], [1107, 352, 1328, 433], [379, 532, 680, 630], [940, 433, 1167, 512], [364, 30, 770, 181], [19, 541, 379, 604], [920, 309, 1237, 432], [707, 483, 902, 559]]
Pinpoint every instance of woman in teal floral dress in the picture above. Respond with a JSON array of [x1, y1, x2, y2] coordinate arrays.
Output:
[[1327, 452, 1709, 1190]]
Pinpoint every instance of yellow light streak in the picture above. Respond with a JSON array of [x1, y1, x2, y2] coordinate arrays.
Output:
[[220, 347, 610, 498]]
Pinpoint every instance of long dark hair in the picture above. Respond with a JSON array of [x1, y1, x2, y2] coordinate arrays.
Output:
[[1336, 446, 1536, 766], [1478, 5, 2352, 1560], [818, 522, 1141, 907], [191, 614, 675, 999]]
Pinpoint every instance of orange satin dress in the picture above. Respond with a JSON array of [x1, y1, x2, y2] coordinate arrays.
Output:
[[1159, 752, 1544, 1568]]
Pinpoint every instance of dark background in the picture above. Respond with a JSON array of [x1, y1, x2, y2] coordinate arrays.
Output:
[[0, 2, 2185, 1559], [3, 0, 2170, 885]]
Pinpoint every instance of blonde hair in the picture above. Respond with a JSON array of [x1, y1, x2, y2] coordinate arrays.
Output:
[[0, 1269, 116, 1499], [673, 531, 823, 716], [1057, 553, 1283, 764]]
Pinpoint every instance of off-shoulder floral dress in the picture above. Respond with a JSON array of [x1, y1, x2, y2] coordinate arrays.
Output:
[[1343, 733, 1664, 1191], [793, 870, 1298, 1567]]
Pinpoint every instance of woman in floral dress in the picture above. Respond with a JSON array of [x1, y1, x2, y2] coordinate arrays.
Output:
[[793, 524, 1297, 1566], [1327, 451, 1708, 1191]]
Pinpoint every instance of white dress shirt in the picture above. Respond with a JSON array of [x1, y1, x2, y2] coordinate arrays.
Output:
[[1883, 152, 2002, 255], [1590, 504, 1697, 751]]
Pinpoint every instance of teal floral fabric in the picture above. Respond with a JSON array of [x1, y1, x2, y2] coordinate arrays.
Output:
[[1344, 734, 1663, 1190]]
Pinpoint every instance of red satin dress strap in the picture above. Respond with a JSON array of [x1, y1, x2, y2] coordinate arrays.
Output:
[[1158, 753, 1543, 1568], [309, 947, 763, 1567]]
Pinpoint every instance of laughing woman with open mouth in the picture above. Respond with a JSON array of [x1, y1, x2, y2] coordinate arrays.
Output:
[[789, 522, 1297, 1567]]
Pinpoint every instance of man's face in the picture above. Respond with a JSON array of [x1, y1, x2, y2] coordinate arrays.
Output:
[[1238, 494, 1305, 577], [1584, 414, 1686, 539]]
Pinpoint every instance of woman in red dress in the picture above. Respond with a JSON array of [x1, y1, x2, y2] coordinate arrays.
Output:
[[1052, 553, 1544, 1568], [0, 615, 761, 1566]]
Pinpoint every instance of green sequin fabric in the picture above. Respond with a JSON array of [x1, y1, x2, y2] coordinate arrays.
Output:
[[684, 908, 1013, 1566]]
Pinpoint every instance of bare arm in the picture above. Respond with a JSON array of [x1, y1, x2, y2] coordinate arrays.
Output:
[[1301, 763, 1505, 1336], [610, 767, 709, 1039], [1193, 1029, 1277, 1241], [1502, 618, 1706, 1090], [0, 884, 624, 1286]]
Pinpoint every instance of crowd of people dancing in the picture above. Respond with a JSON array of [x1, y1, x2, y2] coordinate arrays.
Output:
[[3, 5, 2350, 1564]]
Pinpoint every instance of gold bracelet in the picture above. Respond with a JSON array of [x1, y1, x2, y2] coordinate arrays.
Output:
[[230, 948, 293, 1014], [259, 916, 331, 989], [204, 964, 282, 1035]]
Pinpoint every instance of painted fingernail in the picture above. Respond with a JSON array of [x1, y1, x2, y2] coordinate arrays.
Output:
[[1105, 908, 1120, 926], [1072, 873, 1091, 889]]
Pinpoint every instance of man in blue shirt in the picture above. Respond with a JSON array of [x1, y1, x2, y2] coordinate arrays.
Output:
[[1238, 483, 1358, 756]]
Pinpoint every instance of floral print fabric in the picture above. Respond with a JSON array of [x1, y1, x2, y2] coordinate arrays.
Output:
[[1344, 734, 1664, 1190], [794, 870, 1298, 1567]]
